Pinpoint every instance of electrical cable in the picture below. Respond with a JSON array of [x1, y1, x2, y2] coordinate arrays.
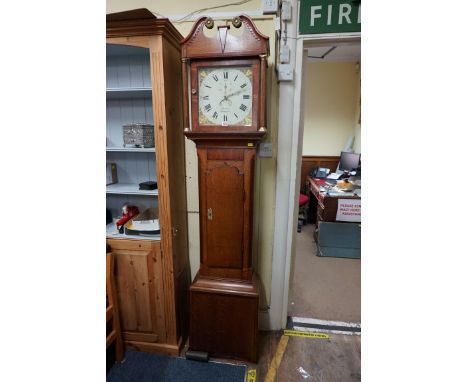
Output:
[[160, 0, 254, 23]]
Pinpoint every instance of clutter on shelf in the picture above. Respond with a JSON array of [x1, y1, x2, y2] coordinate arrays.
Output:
[[139, 181, 157, 190], [124, 207, 160, 236], [122, 123, 155, 148], [106, 162, 118, 185], [116, 204, 139, 233]]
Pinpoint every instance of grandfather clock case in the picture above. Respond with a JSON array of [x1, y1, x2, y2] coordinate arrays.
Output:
[[181, 16, 269, 362]]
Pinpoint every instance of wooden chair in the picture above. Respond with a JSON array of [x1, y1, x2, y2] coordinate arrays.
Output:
[[106, 250, 124, 362]]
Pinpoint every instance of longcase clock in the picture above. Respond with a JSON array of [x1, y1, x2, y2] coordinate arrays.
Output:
[[181, 15, 269, 362]]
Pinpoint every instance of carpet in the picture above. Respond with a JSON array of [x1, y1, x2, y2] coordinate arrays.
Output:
[[107, 351, 247, 382]]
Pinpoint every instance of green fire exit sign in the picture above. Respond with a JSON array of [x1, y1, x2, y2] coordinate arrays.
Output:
[[299, 0, 361, 35]]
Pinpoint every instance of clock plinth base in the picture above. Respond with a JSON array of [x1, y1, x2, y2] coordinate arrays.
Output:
[[189, 272, 259, 362]]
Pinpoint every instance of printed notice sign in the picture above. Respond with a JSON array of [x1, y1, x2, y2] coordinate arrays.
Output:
[[336, 199, 361, 222]]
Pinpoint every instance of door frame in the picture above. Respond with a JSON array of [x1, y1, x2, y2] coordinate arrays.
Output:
[[267, 0, 361, 329]]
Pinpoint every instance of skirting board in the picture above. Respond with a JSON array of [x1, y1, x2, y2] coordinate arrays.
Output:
[[259, 309, 271, 331]]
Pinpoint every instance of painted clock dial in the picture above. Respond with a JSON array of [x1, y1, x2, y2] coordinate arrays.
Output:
[[198, 66, 253, 126]]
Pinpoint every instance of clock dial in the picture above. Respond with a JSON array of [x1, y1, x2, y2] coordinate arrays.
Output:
[[198, 67, 253, 126]]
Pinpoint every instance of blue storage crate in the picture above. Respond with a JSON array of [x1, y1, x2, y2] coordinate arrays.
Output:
[[317, 221, 361, 259]]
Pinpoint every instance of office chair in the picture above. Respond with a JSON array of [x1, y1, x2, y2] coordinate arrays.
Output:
[[297, 193, 309, 233]]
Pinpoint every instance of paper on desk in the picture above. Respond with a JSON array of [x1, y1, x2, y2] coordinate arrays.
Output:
[[327, 172, 341, 180]]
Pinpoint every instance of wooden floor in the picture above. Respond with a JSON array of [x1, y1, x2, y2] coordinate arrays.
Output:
[[244, 223, 361, 381], [178, 222, 362, 381], [251, 331, 361, 381], [180, 329, 360, 381]]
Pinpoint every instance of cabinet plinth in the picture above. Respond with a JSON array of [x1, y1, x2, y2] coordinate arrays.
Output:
[[189, 273, 259, 362]]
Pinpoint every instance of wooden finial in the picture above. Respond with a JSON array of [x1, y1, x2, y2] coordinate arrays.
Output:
[[232, 16, 242, 28], [205, 17, 214, 29]]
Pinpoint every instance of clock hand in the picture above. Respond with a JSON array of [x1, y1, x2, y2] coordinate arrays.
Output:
[[219, 95, 228, 105], [219, 82, 229, 105], [219, 96, 232, 106], [225, 88, 246, 99]]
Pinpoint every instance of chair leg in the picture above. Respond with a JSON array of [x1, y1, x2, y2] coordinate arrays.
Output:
[[114, 330, 124, 362], [107, 252, 124, 363], [110, 275, 124, 362]]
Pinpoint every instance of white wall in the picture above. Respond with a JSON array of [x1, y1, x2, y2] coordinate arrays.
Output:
[[107, 0, 263, 16], [353, 64, 361, 154], [302, 61, 360, 155]]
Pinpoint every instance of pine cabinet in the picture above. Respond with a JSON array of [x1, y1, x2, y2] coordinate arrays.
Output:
[[106, 9, 190, 355]]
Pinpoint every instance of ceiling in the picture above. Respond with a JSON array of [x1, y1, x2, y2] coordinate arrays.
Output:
[[306, 42, 360, 62]]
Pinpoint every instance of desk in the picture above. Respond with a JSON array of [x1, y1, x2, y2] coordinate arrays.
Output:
[[306, 176, 361, 243]]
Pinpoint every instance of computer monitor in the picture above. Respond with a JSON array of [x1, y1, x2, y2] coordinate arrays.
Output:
[[338, 151, 361, 172]]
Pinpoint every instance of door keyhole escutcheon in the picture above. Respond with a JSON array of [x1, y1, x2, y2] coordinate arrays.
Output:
[[208, 208, 213, 221]]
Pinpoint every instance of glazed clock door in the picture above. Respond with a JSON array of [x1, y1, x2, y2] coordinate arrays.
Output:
[[198, 66, 253, 126], [189, 59, 260, 133]]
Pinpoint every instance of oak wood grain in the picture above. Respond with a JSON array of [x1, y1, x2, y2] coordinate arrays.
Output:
[[181, 16, 269, 59], [182, 15, 269, 136], [189, 273, 259, 362], [181, 15, 269, 362], [196, 147, 256, 280]]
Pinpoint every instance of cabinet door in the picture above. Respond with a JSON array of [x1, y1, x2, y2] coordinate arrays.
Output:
[[205, 161, 244, 269], [198, 148, 255, 279], [113, 246, 165, 343]]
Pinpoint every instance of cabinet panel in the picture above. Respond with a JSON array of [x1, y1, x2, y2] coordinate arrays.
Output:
[[204, 162, 244, 269], [113, 245, 165, 341], [197, 148, 255, 279], [114, 249, 152, 332]]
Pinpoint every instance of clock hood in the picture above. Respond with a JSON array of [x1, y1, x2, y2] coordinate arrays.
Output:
[[181, 15, 269, 59]]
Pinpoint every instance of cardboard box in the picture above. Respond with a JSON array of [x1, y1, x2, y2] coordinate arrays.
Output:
[[106, 162, 118, 185]]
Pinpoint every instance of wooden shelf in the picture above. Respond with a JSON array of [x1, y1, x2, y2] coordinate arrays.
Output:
[[106, 87, 152, 99], [106, 147, 155, 153], [106, 183, 158, 196]]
